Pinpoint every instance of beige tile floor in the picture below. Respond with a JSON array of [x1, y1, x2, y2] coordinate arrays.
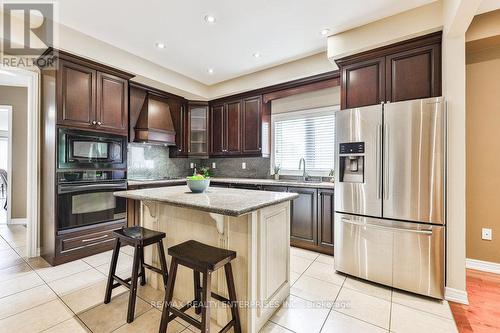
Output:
[[0, 225, 458, 333]]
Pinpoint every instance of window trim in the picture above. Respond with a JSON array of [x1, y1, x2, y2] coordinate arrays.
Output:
[[271, 105, 339, 177]]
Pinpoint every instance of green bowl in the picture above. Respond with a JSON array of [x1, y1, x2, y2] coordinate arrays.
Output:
[[186, 179, 210, 193]]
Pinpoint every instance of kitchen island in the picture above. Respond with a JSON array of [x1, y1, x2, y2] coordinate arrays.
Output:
[[114, 185, 298, 333]]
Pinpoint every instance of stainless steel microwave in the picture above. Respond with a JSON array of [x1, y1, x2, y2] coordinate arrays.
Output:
[[58, 128, 127, 170]]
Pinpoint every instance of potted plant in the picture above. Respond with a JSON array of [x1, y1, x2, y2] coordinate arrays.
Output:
[[328, 169, 335, 183], [273, 165, 281, 180]]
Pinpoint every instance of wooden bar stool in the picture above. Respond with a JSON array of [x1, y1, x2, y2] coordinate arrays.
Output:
[[104, 226, 169, 323], [159, 240, 241, 333]]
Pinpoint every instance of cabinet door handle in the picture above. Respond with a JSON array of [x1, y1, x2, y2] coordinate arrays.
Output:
[[97, 121, 102, 126], [91, 120, 97, 125]]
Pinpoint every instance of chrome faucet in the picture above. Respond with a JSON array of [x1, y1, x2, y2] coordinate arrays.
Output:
[[298, 157, 307, 181]]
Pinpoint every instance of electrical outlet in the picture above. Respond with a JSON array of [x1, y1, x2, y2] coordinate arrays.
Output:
[[190, 162, 195, 169], [482, 228, 492, 241], [242, 162, 246, 169], [212, 162, 216, 169]]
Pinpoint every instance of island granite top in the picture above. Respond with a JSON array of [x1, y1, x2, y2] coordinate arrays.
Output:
[[114, 185, 299, 217]]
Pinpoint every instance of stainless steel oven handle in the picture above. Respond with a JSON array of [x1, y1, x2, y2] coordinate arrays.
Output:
[[340, 218, 433, 235], [81, 234, 109, 243], [58, 182, 127, 194]]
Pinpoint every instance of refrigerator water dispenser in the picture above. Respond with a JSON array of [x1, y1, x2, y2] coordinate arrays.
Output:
[[339, 142, 365, 183]]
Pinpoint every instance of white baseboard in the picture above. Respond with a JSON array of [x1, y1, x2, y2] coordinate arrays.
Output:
[[9, 218, 27, 225], [445, 287, 469, 305], [466, 258, 500, 274]]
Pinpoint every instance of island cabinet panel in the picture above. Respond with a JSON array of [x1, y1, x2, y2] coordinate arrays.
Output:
[[341, 58, 385, 110], [318, 189, 334, 252], [288, 187, 318, 249], [138, 200, 292, 333], [58, 60, 96, 127], [96, 72, 128, 134], [242, 96, 262, 154], [337, 31, 442, 109], [209, 104, 225, 156]]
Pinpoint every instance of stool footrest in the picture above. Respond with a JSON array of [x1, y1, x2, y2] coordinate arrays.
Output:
[[219, 319, 236, 333], [170, 307, 201, 329], [113, 275, 132, 289], [211, 292, 232, 305], [143, 262, 163, 275]]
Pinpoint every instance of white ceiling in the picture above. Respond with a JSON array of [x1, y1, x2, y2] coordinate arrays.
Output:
[[57, 0, 435, 85], [477, 0, 500, 14]]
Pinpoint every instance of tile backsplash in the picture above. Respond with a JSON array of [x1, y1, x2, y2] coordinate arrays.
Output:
[[200, 157, 271, 179], [127, 143, 271, 180], [127, 143, 194, 179]]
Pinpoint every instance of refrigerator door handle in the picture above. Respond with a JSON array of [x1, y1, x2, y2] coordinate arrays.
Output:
[[383, 123, 389, 200], [376, 124, 382, 199], [340, 217, 433, 235]]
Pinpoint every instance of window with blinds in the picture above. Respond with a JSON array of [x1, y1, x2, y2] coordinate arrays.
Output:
[[272, 106, 337, 175]]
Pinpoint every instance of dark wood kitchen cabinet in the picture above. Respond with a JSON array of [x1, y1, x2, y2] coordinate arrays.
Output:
[[385, 43, 441, 103], [288, 187, 318, 250], [341, 57, 385, 109], [210, 104, 225, 156], [96, 72, 128, 133], [318, 189, 334, 252], [266, 185, 333, 255], [209, 95, 263, 157], [242, 96, 262, 154], [336, 31, 442, 109], [37, 49, 134, 266], [225, 100, 242, 155], [58, 60, 96, 128], [54, 50, 133, 135], [209, 100, 242, 155]]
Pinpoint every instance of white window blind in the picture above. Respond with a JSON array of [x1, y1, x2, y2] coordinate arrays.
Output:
[[272, 106, 336, 175]]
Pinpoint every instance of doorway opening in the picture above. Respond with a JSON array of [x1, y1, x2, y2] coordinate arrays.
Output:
[[0, 66, 39, 258]]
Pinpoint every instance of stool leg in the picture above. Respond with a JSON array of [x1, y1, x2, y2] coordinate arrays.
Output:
[[104, 238, 121, 304], [225, 262, 241, 333], [200, 270, 212, 333], [193, 271, 201, 315], [127, 245, 141, 323], [157, 240, 169, 289], [139, 246, 146, 286], [159, 258, 178, 333]]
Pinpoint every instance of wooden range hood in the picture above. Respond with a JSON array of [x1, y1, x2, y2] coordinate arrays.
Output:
[[134, 92, 176, 145]]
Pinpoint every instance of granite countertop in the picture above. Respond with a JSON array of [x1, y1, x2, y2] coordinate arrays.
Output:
[[114, 185, 299, 217], [127, 177, 335, 189]]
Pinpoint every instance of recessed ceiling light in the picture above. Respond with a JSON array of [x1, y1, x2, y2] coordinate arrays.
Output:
[[320, 28, 331, 36], [253, 53, 261, 58], [155, 42, 166, 49], [207, 68, 214, 74], [204, 15, 216, 24]]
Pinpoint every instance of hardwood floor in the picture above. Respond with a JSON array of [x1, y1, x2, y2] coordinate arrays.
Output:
[[450, 269, 500, 332]]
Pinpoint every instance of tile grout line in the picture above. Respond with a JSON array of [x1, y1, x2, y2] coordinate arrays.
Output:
[[317, 269, 346, 333], [2, 228, 97, 333]]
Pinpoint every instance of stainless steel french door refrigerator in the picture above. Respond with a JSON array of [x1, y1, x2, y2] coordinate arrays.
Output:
[[334, 97, 445, 299]]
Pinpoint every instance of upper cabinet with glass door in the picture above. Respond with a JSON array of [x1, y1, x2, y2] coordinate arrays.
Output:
[[188, 103, 209, 156]]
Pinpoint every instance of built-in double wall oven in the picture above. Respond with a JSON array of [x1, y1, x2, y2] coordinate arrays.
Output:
[[57, 128, 127, 232]]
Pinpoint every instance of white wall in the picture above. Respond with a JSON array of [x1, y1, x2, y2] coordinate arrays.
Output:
[[271, 86, 340, 114]]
